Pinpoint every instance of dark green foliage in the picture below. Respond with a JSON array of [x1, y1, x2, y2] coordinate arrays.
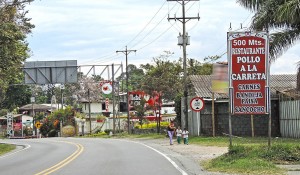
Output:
[[39, 106, 75, 137], [3, 84, 31, 110], [104, 129, 113, 135], [224, 144, 300, 164], [260, 144, 300, 163], [237, 0, 300, 61], [40, 122, 53, 137], [48, 129, 57, 137], [0, 0, 35, 109], [174, 93, 183, 126]]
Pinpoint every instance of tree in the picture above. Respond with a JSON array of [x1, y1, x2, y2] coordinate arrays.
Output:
[[116, 64, 145, 92], [0, 0, 34, 108], [67, 75, 103, 104], [1, 73, 31, 110], [140, 51, 183, 101], [139, 51, 218, 127], [237, 0, 300, 61], [135, 98, 151, 128], [128, 64, 145, 91]]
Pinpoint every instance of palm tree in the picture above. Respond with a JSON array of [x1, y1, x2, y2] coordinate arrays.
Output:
[[237, 0, 300, 93], [237, 0, 300, 61]]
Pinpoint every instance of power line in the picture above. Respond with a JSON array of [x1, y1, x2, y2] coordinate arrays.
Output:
[[129, 2, 179, 49], [125, 1, 167, 47], [82, 1, 178, 65]]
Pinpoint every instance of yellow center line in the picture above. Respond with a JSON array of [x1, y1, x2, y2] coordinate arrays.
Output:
[[35, 141, 84, 175]]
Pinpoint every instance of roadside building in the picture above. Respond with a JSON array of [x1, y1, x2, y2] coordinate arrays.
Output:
[[185, 74, 298, 137]]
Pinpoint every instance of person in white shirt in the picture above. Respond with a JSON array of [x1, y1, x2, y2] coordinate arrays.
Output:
[[175, 126, 182, 144], [182, 128, 189, 145]]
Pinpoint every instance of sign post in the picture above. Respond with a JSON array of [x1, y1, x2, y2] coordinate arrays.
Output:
[[190, 97, 204, 136], [228, 31, 270, 146]]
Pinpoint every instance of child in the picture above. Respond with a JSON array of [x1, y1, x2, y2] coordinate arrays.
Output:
[[175, 126, 182, 144], [182, 128, 189, 145]]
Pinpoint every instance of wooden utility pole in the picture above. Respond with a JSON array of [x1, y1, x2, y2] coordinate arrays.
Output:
[[212, 92, 215, 137], [88, 89, 91, 134], [167, 0, 200, 130], [116, 46, 136, 134]]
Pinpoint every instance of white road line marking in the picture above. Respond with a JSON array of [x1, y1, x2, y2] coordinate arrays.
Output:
[[119, 139, 188, 175]]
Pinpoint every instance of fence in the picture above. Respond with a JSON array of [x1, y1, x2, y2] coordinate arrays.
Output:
[[279, 100, 300, 138]]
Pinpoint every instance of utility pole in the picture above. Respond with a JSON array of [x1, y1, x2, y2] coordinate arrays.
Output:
[[116, 46, 136, 134], [167, 0, 200, 130], [88, 89, 91, 134]]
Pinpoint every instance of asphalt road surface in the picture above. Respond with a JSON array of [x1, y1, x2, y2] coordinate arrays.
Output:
[[0, 138, 187, 175]]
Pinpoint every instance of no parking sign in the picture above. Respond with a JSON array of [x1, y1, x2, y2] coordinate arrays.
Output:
[[190, 97, 205, 112]]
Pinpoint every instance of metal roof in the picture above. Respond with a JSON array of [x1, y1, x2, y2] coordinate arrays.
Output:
[[189, 74, 297, 100], [19, 104, 54, 111]]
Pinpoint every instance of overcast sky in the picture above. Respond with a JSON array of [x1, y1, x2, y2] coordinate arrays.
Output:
[[26, 0, 299, 75]]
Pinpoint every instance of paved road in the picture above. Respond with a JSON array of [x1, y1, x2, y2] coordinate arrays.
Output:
[[0, 138, 186, 175]]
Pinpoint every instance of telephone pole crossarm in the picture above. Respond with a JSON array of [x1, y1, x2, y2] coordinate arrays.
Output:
[[168, 16, 200, 23], [116, 46, 136, 134]]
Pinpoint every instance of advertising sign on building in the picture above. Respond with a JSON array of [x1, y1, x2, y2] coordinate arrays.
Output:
[[228, 31, 270, 115]]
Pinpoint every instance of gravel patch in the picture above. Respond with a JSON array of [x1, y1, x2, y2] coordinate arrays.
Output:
[[131, 137, 231, 175]]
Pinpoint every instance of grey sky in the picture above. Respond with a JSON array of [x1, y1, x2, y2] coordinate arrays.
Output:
[[26, 0, 299, 75]]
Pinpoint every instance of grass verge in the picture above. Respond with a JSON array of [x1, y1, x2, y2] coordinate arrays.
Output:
[[0, 143, 16, 156], [200, 137, 300, 175]]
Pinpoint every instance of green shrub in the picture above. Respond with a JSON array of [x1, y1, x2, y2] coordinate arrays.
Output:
[[228, 145, 249, 157], [260, 144, 300, 163], [48, 129, 57, 137], [134, 121, 169, 129], [205, 144, 286, 175], [104, 129, 113, 135]]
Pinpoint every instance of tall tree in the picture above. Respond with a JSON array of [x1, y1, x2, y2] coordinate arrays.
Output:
[[0, 0, 34, 108], [2, 74, 31, 110], [140, 51, 183, 101], [116, 64, 145, 92], [128, 64, 144, 91], [68, 75, 103, 103]]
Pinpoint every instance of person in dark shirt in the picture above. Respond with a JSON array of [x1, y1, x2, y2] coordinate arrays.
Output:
[[167, 120, 176, 145]]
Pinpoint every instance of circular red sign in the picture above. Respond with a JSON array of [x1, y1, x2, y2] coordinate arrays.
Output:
[[190, 97, 205, 112]]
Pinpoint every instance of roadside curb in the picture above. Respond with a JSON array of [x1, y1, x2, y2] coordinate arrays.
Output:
[[277, 165, 300, 171]]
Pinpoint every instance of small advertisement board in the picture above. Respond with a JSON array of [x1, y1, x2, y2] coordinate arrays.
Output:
[[228, 31, 270, 115]]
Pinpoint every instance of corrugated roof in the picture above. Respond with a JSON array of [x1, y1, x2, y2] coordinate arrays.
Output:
[[189, 74, 297, 99], [19, 104, 54, 110]]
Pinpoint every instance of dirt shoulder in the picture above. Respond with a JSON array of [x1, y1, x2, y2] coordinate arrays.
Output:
[[131, 137, 229, 175], [132, 137, 300, 175]]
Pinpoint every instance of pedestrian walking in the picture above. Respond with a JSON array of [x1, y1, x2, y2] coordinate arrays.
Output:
[[175, 126, 182, 144], [182, 128, 189, 145], [167, 120, 176, 145]]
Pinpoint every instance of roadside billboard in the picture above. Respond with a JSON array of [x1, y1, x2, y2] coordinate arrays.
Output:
[[228, 31, 270, 115]]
